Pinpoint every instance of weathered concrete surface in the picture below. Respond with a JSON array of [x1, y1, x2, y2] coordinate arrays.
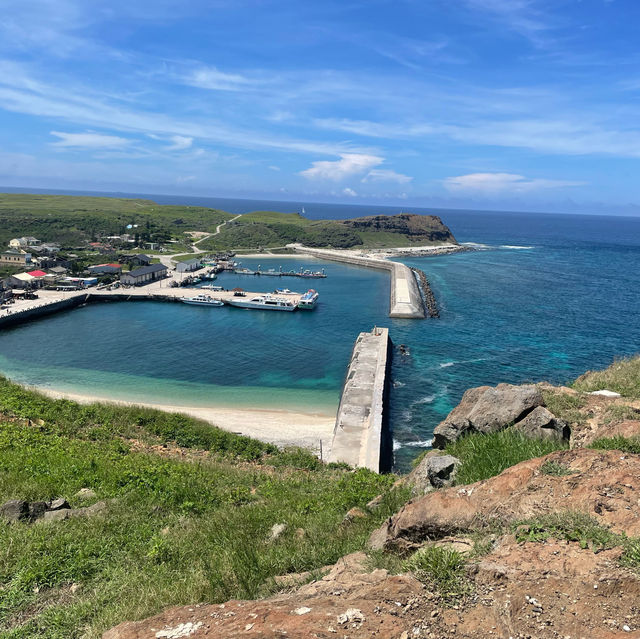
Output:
[[329, 328, 390, 472], [292, 246, 425, 319]]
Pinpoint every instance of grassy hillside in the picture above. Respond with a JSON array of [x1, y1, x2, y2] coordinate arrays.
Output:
[[0, 194, 232, 247], [573, 355, 640, 398], [0, 377, 406, 638], [0, 194, 457, 252], [201, 210, 457, 251]]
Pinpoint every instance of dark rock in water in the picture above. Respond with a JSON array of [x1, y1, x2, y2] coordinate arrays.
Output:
[[426, 455, 461, 489], [28, 501, 49, 521], [433, 384, 544, 448], [48, 498, 71, 511], [514, 406, 570, 441], [340, 213, 457, 244], [0, 499, 29, 523]]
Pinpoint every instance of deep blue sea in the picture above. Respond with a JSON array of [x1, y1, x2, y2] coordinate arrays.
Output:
[[1, 190, 639, 470]]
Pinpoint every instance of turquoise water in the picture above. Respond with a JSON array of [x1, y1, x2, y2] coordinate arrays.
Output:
[[1, 204, 640, 469]]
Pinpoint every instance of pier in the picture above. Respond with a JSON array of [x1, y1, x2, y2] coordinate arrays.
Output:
[[328, 327, 391, 473], [292, 246, 425, 319], [0, 280, 308, 329]]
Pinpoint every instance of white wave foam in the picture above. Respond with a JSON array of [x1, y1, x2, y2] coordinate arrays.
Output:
[[393, 438, 433, 451], [461, 242, 491, 249], [413, 394, 436, 405], [439, 361, 455, 368], [500, 245, 534, 250], [392, 380, 406, 388]]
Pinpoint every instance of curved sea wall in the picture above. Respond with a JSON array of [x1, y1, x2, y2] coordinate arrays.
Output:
[[292, 247, 425, 319]]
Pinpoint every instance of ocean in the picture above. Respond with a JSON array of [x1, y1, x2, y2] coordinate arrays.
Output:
[[1, 192, 639, 470]]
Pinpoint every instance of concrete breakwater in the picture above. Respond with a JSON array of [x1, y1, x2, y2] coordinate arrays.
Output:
[[328, 327, 391, 473], [292, 246, 425, 319], [410, 267, 439, 318], [0, 295, 88, 329]]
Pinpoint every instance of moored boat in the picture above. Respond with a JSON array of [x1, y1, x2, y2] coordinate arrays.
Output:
[[181, 294, 224, 307], [298, 289, 319, 309], [227, 294, 297, 311]]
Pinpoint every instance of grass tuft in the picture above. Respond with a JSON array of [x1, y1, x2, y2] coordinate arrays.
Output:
[[589, 436, 640, 455], [541, 390, 587, 425], [572, 356, 640, 399], [513, 511, 619, 551], [445, 429, 567, 485], [539, 460, 576, 476], [403, 546, 471, 603]]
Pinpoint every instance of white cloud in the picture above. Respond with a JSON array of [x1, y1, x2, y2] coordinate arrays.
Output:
[[50, 130, 131, 148], [165, 135, 193, 150], [362, 168, 413, 184], [299, 153, 383, 180], [176, 175, 196, 183], [268, 165, 281, 171], [183, 66, 251, 91], [342, 187, 358, 197], [443, 172, 585, 195]]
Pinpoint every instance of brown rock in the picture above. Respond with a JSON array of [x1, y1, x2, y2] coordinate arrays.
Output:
[[433, 384, 543, 447], [513, 405, 570, 441], [0, 499, 29, 523], [342, 507, 367, 524], [102, 552, 423, 639], [370, 448, 640, 552]]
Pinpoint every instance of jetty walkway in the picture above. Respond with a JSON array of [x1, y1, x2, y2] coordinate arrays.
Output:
[[0, 279, 306, 329], [329, 327, 391, 472], [291, 246, 425, 319]]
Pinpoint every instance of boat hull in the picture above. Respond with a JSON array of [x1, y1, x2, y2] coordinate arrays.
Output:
[[227, 300, 296, 311]]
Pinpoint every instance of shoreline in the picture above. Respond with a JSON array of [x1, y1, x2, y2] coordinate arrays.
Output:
[[36, 386, 336, 455]]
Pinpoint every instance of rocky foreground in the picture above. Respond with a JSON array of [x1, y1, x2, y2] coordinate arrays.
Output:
[[103, 379, 640, 639]]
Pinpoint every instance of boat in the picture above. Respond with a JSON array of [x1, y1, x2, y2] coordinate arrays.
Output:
[[298, 289, 319, 309], [296, 268, 326, 279], [227, 294, 297, 311], [274, 288, 299, 295], [200, 284, 223, 291], [202, 272, 217, 280], [234, 268, 255, 275], [257, 267, 282, 276], [181, 294, 224, 307]]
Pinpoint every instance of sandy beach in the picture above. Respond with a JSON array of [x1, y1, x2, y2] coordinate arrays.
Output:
[[37, 387, 336, 455]]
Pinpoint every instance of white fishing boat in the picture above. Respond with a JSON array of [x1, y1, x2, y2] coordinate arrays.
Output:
[[298, 289, 319, 309], [181, 294, 224, 307], [227, 294, 297, 311]]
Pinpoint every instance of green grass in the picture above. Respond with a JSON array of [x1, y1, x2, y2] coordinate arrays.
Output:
[[539, 460, 576, 476], [601, 403, 640, 424], [403, 546, 471, 603], [0, 193, 232, 247], [513, 511, 621, 551], [0, 419, 407, 638], [0, 376, 278, 462], [572, 355, 640, 399], [445, 429, 568, 485], [541, 390, 587, 425], [589, 436, 640, 454]]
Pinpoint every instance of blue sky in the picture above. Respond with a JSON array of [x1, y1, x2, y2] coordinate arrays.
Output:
[[1, 0, 639, 213]]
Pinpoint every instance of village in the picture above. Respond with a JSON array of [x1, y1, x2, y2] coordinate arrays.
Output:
[[0, 234, 241, 310]]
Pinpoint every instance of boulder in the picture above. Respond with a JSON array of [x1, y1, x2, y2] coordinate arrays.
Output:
[[433, 384, 543, 448], [0, 499, 29, 523], [342, 507, 367, 525], [401, 450, 440, 495], [48, 498, 71, 511], [75, 488, 98, 500], [28, 501, 49, 521], [269, 523, 287, 542], [426, 455, 460, 488], [42, 509, 72, 523], [513, 406, 570, 441], [369, 448, 640, 553]]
